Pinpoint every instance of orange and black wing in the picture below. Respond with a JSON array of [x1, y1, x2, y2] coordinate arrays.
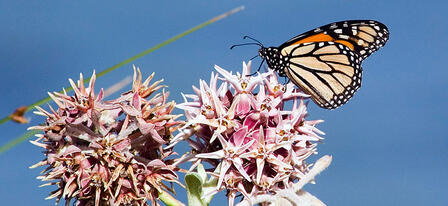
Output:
[[282, 41, 363, 109], [279, 20, 389, 60]]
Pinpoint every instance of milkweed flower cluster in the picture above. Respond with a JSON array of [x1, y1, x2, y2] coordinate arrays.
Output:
[[172, 62, 325, 205], [29, 67, 182, 206]]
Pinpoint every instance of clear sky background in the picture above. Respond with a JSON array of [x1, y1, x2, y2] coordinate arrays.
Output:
[[0, 0, 447, 205]]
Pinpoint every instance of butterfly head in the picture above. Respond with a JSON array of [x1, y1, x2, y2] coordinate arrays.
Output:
[[259, 47, 287, 76]]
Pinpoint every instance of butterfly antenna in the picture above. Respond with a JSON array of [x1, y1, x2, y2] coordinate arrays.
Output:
[[230, 43, 262, 50], [243, 36, 264, 47]]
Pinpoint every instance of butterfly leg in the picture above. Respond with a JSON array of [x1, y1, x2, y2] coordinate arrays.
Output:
[[247, 58, 265, 76]]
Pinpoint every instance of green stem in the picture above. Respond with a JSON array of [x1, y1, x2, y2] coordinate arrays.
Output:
[[0, 5, 244, 127], [159, 190, 185, 206], [0, 130, 39, 154]]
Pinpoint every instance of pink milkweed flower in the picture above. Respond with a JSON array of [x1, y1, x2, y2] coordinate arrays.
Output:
[[214, 62, 267, 117], [29, 66, 182, 206], [174, 62, 325, 205]]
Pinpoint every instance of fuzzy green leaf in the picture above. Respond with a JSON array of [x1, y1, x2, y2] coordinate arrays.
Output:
[[185, 172, 206, 206]]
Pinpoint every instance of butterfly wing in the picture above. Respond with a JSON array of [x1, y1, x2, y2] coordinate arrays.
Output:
[[279, 20, 389, 60], [282, 41, 362, 109]]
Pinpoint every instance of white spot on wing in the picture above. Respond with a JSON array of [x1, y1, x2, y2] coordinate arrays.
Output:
[[339, 35, 349, 39], [358, 39, 365, 45]]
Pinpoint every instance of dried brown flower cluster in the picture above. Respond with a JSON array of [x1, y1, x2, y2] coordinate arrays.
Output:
[[30, 67, 182, 206]]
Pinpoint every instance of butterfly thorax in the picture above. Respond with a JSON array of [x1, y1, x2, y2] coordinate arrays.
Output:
[[259, 47, 288, 77]]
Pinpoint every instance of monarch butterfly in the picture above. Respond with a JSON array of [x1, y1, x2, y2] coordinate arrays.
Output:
[[236, 20, 389, 109]]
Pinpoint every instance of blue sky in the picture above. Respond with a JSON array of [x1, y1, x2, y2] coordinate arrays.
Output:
[[0, 0, 447, 205]]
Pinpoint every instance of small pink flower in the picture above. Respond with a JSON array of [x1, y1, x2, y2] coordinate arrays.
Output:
[[174, 62, 325, 205], [214, 62, 266, 117]]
